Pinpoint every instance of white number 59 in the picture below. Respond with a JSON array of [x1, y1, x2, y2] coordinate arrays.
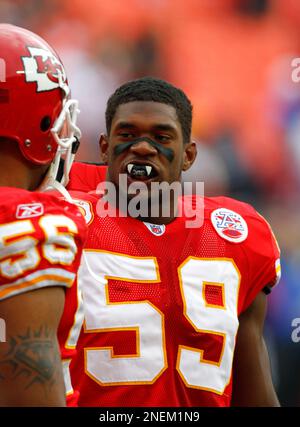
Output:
[[79, 251, 240, 394]]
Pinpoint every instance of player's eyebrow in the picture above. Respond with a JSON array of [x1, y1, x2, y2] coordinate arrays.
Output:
[[151, 124, 178, 133], [115, 122, 177, 132], [115, 122, 136, 130]]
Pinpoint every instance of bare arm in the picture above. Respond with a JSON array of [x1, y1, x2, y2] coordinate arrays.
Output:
[[0, 286, 66, 406], [231, 291, 280, 407]]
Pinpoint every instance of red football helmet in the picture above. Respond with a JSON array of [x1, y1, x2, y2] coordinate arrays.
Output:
[[0, 24, 81, 188]]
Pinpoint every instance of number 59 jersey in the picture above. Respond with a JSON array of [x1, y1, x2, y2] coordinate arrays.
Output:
[[70, 193, 281, 407], [0, 187, 87, 405]]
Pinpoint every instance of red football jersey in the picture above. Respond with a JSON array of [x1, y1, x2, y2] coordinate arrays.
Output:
[[69, 192, 281, 407], [67, 162, 107, 195], [0, 187, 87, 406]]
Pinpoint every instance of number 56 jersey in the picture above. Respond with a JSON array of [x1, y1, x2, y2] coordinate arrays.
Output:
[[0, 187, 87, 405], [70, 193, 281, 407]]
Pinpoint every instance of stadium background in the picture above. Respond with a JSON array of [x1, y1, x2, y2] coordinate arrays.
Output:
[[2, 0, 300, 406]]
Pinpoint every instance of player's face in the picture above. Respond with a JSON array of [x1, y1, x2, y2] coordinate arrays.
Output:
[[100, 101, 196, 196]]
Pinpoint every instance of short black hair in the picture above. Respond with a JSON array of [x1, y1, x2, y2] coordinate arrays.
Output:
[[105, 76, 193, 144]]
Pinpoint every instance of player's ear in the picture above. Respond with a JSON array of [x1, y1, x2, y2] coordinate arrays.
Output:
[[182, 140, 197, 171], [99, 133, 109, 164]]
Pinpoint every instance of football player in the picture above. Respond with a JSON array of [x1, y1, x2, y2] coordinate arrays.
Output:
[[0, 24, 85, 406], [68, 77, 281, 406]]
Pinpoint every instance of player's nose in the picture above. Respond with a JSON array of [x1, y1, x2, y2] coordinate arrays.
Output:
[[129, 139, 157, 156]]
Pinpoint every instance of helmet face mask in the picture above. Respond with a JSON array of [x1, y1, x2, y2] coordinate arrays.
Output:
[[41, 97, 81, 191], [0, 24, 81, 189]]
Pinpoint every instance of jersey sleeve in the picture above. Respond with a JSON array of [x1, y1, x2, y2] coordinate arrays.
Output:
[[241, 209, 281, 311], [0, 190, 87, 301]]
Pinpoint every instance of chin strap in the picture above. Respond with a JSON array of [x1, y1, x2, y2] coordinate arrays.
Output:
[[37, 141, 77, 204]]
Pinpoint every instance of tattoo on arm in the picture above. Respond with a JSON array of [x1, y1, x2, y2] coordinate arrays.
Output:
[[0, 324, 61, 392]]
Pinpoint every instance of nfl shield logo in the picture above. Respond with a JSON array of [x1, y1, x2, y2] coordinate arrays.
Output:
[[144, 222, 166, 236]]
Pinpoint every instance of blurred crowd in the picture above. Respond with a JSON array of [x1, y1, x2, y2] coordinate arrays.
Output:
[[2, 0, 300, 406]]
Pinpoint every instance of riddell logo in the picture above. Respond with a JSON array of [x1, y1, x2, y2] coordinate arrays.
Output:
[[0, 58, 5, 82]]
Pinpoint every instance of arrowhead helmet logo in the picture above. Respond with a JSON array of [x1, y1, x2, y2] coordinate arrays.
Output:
[[21, 46, 68, 93]]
